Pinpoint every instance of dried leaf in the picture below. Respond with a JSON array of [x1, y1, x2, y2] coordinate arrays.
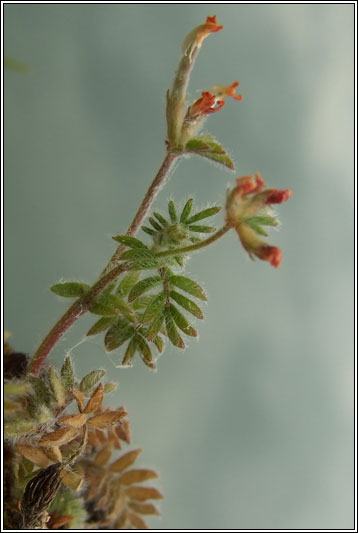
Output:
[[48, 515, 73, 529], [79, 369, 106, 394], [126, 486, 163, 501], [17, 445, 50, 468], [109, 448, 142, 473], [119, 469, 158, 486], [43, 446, 62, 463], [128, 501, 160, 515], [87, 409, 127, 428], [128, 512, 149, 529], [85, 465, 107, 500], [94, 443, 113, 467], [60, 469, 83, 491], [59, 413, 87, 428], [70, 388, 85, 412], [115, 419, 131, 444], [83, 383, 104, 414], [39, 427, 79, 447]]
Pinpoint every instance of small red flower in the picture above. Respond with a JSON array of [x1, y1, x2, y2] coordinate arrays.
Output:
[[182, 15, 223, 53], [226, 173, 292, 268], [211, 81, 243, 101], [189, 91, 225, 118]]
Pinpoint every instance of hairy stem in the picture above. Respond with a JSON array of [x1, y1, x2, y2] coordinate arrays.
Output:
[[27, 152, 178, 375], [103, 151, 178, 274], [156, 223, 232, 257]]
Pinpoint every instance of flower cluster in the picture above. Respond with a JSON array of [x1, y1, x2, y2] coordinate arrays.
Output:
[[226, 173, 292, 268]]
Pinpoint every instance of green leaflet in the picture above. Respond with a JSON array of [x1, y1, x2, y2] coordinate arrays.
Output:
[[142, 291, 167, 323], [168, 201, 178, 223], [146, 312, 165, 341], [48, 368, 66, 407], [128, 276, 162, 302], [180, 199, 193, 223], [169, 275, 207, 301], [86, 316, 117, 336], [164, 308, 185, 348], [105, 320, 134, 351], [169, 304, 197, 337], [61, 356, 75, 390], [187, 225, 215, 233], [136, 335, 155, 369], [185, 206, 221, 224], [122, 337, 137, 367], [169, 290, 203, 319], [153, 212, 168, 227], [112, 235, 147, 248], [185, 136, 234, 169], [117, 272, 141, 297], [79, 369, 106, 394], [29, 376, 52, 406], [50, 282, 90, 298]]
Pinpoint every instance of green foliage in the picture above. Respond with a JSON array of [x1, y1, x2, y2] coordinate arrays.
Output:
[[50, 282, 89, 298], [79, 369, 106, 394], [61, 356, 75, 390], [185, 135, 234, 170]]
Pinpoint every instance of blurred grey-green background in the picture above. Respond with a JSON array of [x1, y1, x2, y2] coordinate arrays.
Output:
[[4, 4, 354, 529]]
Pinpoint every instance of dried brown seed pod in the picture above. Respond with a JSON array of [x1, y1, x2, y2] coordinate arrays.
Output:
[[20, 463, 62, 528]]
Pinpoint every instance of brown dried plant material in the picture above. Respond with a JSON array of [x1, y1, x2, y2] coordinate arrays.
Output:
[[119, 468, 158, 486], [59, 413, 87, 428], [39, 427, 79, 447], [94, 443, 113, 467], [47, 514, 73, 529], [87, 409, 127, 428], [85, 465, 107, 501], [128, 501, 160, 515], [17, 445, 50, 468], [83, 383, 104, 414], [43, 446, 62, 463], [70, 388, 85, 412], [128, 511, 149, 529], [115, 418, 131, 444], [125, 486, 164, 502], [60, 469, 84, 492], [108, 448, 142, 473]]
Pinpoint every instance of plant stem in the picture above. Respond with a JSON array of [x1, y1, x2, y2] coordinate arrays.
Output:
[[103, 151, 178, 274], [27, 152, 178, 375], [27, 263, 129, 375], [156, 223, 232, 258]]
